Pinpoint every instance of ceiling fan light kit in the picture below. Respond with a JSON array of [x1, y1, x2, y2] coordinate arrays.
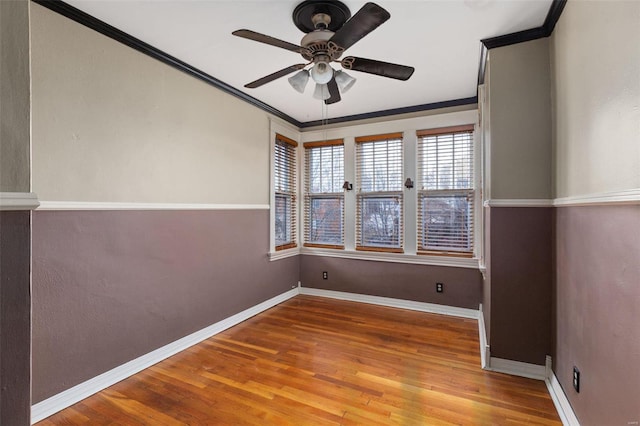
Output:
[[310, 58, 334, 84], [288, 69, 310, 93], [334, 70, 356, 93], [232, 0, 415, 105], [313, 83, 331, 100]]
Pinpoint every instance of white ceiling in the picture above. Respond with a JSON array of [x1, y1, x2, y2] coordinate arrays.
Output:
[[64, 0, 552, 124]]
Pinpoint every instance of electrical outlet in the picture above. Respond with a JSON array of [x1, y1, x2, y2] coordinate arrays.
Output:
[[322, 271, 328, 280], [436, 282, 444, 293], [573, 366, 580, 392]]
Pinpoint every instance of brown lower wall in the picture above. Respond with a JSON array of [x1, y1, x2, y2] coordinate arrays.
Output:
[[490, 207, 552, 365], [31, 209, 299, 403], [554, 205, 640, 425], [0, 211, 32, 425], [300, 255, 482, 309]]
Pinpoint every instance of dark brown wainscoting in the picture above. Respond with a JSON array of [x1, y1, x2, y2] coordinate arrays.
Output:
[[554, 204, 640, 425], [32, 209, 299, 403], [0, 211, 32, 425], [300, 255, 482, 309]]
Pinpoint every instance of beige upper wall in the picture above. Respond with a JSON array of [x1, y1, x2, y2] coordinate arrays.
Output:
[[0, 0, 31, 193], [488, 38, 552, 200], [551, 0, 640, 198], [31, 3, 276, 205]]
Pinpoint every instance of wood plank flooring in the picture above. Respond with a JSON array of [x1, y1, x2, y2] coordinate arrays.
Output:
[[37, 296, 561, 425]]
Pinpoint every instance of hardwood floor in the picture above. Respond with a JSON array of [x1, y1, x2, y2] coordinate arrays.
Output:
[[37, 296, 561, 425]]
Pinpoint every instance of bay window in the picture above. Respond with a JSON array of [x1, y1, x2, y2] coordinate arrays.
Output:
[[272, 111, 478, 266]]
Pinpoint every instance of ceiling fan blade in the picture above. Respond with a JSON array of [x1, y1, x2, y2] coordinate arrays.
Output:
[[325, 76, 341, 104], [342, 57, 414, 81], [329, 3, 390, 51], [245, 64, 306, 89], [232, 29, 303, 54]]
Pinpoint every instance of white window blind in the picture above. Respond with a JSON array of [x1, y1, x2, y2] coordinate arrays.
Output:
[[355, 133, 404, 253], [417, 125, 474, 256], [274, 134, 297, 250], [304, 140, 344, 248]]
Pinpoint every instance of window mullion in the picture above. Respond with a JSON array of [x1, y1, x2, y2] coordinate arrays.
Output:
[[343, 137, 356, 251], [404, 131, 418, 255]]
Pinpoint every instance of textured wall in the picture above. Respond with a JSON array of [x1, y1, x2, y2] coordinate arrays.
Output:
[[551, 0, 640, 198], [32, 209, 299, 402], [488, 38, 552, 200], [551, 1, 640, 424], [555, 206, 640, 425], [300, 255, 482, 309], [30, 3, 273, 205], [0, 0, 31, 192]]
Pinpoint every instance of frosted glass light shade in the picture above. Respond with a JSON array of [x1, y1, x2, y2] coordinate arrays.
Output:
[[335, 70, 356, 93], [310, 62, 334, 84], [288, 70, 309, 93], [313, 83, 330, 100]]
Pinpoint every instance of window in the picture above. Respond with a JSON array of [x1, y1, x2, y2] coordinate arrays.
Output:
[[304, 140, 344, 248], [274, 134, 297, 250], [417, 125, 474, 256], [355, 133, 404, 253]]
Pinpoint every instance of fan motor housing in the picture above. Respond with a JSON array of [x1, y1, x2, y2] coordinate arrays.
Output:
[[292, 0, 351, 33]]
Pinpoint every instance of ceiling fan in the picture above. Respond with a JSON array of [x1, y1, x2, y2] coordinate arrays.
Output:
[[232, 1, 415, 104]]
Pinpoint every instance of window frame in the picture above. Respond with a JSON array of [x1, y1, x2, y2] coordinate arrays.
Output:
[[273, 133, 298, 252], [303, 139, 345, 249], [355, 133, 405, 253], [416, 125, 476, 257]]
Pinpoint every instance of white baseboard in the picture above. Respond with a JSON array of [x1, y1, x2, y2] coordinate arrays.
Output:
[[34, 287, 571, 424], [477, 306, 490, 369], [546, 367, 581, 426], [31, 288, 299, 424], [487, 357, 547, 380], [299, 287, 479, 319]]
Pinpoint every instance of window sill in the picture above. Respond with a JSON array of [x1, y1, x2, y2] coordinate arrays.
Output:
[[300, 247, 480, 269], [268, 248, 300, 261]]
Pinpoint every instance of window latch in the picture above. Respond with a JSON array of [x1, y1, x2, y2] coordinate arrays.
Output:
[[404, 178, 414, 189], [342, 181, 353, 191]]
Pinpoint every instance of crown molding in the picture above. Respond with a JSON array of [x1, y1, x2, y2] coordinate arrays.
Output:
[[478, 0, 567, 85], [32, 0, 481, 128], [299, 97, 478, 128], [31, 0, 304, 128]]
